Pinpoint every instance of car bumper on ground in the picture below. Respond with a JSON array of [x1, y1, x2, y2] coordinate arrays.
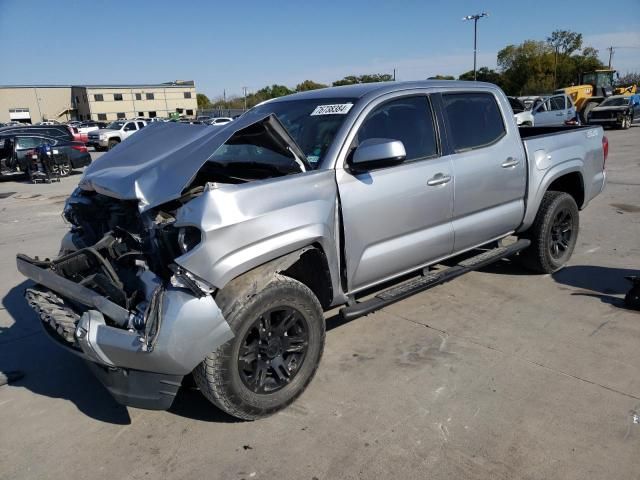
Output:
[[16, 254, 233, 410]]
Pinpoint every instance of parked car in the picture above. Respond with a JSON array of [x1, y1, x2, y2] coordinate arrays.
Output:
[[208, 117, 233, 126], [71, 121, 108, 143], [508, 96, 534, 126], [587, 94, 640, 129], [86, 119, 147, 151], [196, 115, 212, 122], [529, 93, 579, 126], [0, 124, 75, 141], [17, 81, 606, 419], [36, 120, 61, 125], [0, 133, 91, 179]]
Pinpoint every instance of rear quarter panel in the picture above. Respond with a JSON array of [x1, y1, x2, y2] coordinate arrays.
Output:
[[518, 126, 605, 232]]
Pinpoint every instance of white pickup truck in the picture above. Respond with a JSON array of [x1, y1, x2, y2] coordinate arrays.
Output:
[[86, 119, 147, 151]]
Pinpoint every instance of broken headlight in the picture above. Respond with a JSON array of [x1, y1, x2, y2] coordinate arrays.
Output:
[[177, 226, 202, 254]]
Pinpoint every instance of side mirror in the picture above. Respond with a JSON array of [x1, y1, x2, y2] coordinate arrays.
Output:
[[351, 138, 406, 171]]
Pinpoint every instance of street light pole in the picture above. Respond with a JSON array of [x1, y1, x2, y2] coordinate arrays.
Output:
[[463, 12, 488, 81]]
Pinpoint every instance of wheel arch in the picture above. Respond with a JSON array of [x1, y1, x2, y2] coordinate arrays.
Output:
[[215, 244, 335, 315]]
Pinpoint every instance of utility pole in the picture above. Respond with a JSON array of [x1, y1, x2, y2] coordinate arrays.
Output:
[[553, 45, 559, 89], [462, 12, 488, 81], [242, 86, 248, 111], [607, 46, 614, 69], [393, 68, 396, 81]]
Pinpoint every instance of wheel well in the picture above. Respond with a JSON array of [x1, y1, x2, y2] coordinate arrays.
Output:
[[216, 246, 334, 314], [281, 246, 333, 309], [548, 172, 584, 208], [109, 137, 120, 142]]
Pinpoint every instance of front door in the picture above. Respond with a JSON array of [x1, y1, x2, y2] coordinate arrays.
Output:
[[337, 94, 454, 293]]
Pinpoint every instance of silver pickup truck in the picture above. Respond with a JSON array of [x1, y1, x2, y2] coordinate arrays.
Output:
[[17, 81, 607, 420]]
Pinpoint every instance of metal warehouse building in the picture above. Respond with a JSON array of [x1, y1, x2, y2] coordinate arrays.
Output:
[[0, 81, 198, 124]]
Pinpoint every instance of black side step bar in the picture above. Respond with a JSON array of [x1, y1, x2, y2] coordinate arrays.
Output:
[[339, 239, 531, 321]]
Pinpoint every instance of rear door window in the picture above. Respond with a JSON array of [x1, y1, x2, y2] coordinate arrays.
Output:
[[123, 122, 137, 131], [357, 96, 438, 161], [442, 92, 506, 152], [136, 121, 145, 129]]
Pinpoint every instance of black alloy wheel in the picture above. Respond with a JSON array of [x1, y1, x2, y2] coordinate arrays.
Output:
[[548, 208, 574, 260], [238, 307, 309, 394]]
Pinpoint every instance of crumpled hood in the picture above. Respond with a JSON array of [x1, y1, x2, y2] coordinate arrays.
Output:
[[80, 111, 271, 211]]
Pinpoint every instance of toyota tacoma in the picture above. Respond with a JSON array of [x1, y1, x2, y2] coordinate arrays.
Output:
[[17, 81, 607, 420]]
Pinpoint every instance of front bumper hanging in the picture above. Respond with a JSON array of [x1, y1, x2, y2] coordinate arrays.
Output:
[[17, 254, 234, 409]]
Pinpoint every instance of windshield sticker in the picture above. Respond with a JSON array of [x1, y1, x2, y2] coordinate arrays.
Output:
[[310, 104, 353, 116]]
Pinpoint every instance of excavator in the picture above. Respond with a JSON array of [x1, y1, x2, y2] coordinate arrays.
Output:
[[556, 69, 638, 121]]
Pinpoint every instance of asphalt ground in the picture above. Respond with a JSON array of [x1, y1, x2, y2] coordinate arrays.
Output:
[[0, 130, 639, 480]]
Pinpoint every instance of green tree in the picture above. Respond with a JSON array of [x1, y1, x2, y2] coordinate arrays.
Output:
[[458, 67, 504, 87], [428, 75, 455, 80], [197, 93, 211, 109], [295, 80, 328, 91], [332, 74, 393, 86]]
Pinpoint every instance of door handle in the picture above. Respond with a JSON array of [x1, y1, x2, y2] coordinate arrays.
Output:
[[501, 157, 519, 168], [427, 173, 452, 186]]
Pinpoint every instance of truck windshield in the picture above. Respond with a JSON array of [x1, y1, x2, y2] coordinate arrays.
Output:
[[246, 97, 357, 169], [107, 121, 125, 130]]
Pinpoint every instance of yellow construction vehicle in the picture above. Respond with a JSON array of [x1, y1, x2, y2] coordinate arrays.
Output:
[[556, 69, 637, 121]]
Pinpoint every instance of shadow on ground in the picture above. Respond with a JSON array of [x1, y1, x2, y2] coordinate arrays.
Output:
[[553, 265, 639, 309]]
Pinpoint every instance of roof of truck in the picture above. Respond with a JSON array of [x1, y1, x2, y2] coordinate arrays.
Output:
[[269, 80, 497, 102]]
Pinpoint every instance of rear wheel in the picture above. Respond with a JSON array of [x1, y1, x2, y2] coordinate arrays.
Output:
[[193, 274, 325, 420], [519, 191, 579, 274], [52, 160, 71, 177], [621, 114, 632, 130]]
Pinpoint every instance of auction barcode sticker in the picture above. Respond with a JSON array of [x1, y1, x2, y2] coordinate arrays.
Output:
[[310, 104, 354, 115]]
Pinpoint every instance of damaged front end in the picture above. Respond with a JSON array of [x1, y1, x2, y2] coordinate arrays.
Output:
[[17, 189, 233, 409]]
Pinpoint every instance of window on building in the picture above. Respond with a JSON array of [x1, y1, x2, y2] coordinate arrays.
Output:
[[186, 109, 194, 116], [442, 92, 506, 152], [83, 94, 87, 102], [146, 93, 155, 100], [75, 95, 79, 104], [138, 112, 144, 117], [114, 93, 123, 101], [149, 111, 157, 118], [176, 108, 184, 114], [94, 94, 104, 101], [135, 93, 142, 100], [184, 92, 192, 99], [98, 113, 107, 121], [78, 114, 83, 120], [117, 112, 126, 119]]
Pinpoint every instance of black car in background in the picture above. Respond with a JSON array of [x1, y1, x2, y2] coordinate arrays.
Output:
[[0, 133, 91, 180], [0, 124, 75, 141]]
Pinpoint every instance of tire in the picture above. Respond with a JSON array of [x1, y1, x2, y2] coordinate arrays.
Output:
[[107, 139, 120, 150], [625, 287, 640, 310], [193, 274, 325, 420], [519, 191, 579, 274], [622, 114, 632, 130], [52, 160, 71, 177]]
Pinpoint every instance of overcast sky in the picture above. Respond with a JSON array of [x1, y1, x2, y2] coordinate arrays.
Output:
[[1, 0, 638, 98]]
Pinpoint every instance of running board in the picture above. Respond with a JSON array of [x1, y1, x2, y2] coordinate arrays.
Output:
[[339, 239, 531, 321]]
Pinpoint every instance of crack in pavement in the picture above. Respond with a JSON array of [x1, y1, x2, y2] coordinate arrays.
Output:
[[388, 310, 640, 401]]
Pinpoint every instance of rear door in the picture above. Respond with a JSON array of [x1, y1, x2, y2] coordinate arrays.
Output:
[[441, 91, 526, 252], [337, 94, 454, 292]]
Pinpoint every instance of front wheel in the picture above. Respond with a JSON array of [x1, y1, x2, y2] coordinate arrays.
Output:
[[519, 191, 579, 274], [193, 275, 325, 420], [107, 139, 120, 150]]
